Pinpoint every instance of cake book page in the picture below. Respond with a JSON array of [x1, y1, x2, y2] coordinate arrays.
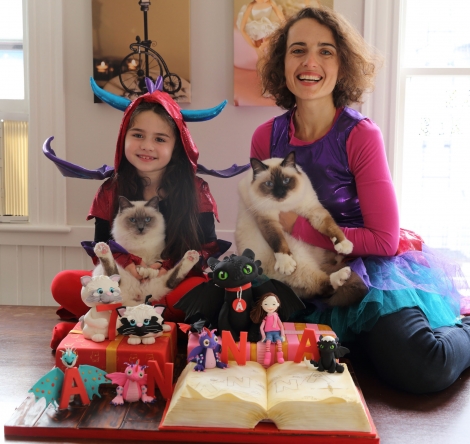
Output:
[[267, 361, 357, 407], [177, 361, 267, 407]]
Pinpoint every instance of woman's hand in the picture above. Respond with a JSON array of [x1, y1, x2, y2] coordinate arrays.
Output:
[[279, 211, 298, 234]]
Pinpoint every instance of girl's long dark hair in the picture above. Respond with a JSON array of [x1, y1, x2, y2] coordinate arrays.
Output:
[[111, 102, 201, 265]]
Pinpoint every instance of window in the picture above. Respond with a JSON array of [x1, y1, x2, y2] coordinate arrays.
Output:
[[398, 0, 470, 281], [0, 0, 28, 220], [0, 0, 24, 100]]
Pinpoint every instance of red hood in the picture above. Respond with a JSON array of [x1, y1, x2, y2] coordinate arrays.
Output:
[[114, 90, 198, 172]]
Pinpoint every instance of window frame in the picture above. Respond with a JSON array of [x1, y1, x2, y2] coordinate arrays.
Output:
[[0, 0, 68, 232]]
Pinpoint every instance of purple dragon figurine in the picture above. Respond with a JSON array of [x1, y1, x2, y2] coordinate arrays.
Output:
[[188, 328, 228, 372]]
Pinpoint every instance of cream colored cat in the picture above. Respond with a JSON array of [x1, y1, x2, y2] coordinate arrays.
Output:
[[235, 152, 367, 307], [93, 196, 199, 307]]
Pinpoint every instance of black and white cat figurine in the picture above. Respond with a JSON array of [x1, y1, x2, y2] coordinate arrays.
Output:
[[93, 196, 199, 307], [116, 303, 171, 345], [235, 152, 368, 307]]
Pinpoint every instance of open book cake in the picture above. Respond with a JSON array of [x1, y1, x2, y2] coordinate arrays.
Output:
[[162, 360, 371, 432]]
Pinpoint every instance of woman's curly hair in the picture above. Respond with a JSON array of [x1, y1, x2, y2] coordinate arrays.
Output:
[[259, 6, 383, 109]]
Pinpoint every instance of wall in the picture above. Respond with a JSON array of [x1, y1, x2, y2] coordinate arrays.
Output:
[[0, 0, 365, 306]]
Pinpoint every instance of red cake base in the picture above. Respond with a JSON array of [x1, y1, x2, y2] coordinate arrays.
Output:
[[5, 360, 379, 443]]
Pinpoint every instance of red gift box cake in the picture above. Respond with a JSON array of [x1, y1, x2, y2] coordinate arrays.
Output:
[[55, 321, 177, 373]]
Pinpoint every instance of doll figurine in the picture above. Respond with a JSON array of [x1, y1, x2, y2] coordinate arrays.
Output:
[[250, 292, 285, 365]]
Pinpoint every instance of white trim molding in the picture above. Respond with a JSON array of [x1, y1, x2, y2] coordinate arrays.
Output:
[[26, 0, 67, 226], [362, 0, 402, 180]]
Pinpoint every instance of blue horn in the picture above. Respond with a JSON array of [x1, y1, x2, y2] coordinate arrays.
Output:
[[90, 77, 131, 111], [90, 77, 227, 121]]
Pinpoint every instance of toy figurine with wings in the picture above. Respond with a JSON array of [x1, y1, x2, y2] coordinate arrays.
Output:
[[174, 248, 305, 342], [28, 347, 107, 409]]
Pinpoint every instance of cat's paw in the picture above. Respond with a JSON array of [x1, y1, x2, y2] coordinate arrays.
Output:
[[142, 337, 156, 345], [137, 266, 154, 279], [127, 337, 142, 345], [333, 238, 353, 255], [179, 250, 200, 272], [274, 252, 297, 275], [91, 333, 105, 342], [330, 266, 351, 289], [182, 250, 200, 264], [94, 242, 110, 257]]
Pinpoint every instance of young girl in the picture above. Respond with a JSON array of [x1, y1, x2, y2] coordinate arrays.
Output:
[[250, 293, 286, 365], [51, 87, 225, 346], [252, 6, 470, 393]]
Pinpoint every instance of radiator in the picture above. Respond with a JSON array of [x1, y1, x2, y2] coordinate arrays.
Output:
[[1, 120, 28, 216]]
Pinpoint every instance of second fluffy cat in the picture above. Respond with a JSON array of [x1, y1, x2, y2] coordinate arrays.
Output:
[[93, 196, 199, 307], [235, 152, 368, 307]]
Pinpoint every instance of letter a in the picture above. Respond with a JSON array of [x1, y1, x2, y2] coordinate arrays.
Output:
[[59, 367, 90, 409], [294, 328, 320, 363]]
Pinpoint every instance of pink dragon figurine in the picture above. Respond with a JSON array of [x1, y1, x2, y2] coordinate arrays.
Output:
[[106, 360, 155, 405]]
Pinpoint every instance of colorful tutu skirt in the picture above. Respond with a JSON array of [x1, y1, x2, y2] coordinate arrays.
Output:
[[299, 244, 468, 342]]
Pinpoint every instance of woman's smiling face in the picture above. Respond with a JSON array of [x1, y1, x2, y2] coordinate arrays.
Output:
[[124, 110, 176, 179], [284, 18, 340, 105]]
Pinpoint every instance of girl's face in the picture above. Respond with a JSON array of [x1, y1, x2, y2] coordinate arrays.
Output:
[[284, 18, 339, 106], [262, 295, 280, 314], [124, 110, 176, 179]]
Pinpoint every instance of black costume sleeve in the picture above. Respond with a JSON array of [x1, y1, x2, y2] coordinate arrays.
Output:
[[197, 212, 217, 244], [94, 217, 112, 243]]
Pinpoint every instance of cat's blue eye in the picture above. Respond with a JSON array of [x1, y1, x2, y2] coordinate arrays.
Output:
[[144, 217, 151, 223], [143, 319, 150, 326], [283, 178, 290, 184], [130, 320, 136, 326], [265, 181, 273, 187], [243, 264, 253, 274], [129, 217, 136, 223], [109, 288, 114, 293], [218, 271, 228, 280], [97, 288, 103, 295]]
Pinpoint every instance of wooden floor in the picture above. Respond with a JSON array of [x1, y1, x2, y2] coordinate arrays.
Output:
[[1, 305, 470, 444]]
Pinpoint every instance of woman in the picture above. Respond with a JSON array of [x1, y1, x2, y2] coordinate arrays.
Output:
[[252, 6, 470, 393]]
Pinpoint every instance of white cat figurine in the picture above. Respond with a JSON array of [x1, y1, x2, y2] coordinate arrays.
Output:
[[80, 274, 122, 342]]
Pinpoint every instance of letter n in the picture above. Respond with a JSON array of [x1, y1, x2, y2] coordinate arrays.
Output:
[[59, 367, 90, 409], [293, 328, 320, 363], [146, 360, 174, 400], [220, 331, 247, 365]]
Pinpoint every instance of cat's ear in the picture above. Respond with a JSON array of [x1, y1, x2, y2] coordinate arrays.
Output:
[[281, 151, 297, 169], [80, 275, 92, 287], [250, 158, 269, 178], [153, 305, 166, 317], [145, 195, 160, 211], [118, 196, 134, 212], [109, 274, 121, 284], [116, 306, 127, 318]]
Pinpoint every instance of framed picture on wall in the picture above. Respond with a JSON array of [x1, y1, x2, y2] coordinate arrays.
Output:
[[92, 0, 191, 103], [233, 0, 334, 106]]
